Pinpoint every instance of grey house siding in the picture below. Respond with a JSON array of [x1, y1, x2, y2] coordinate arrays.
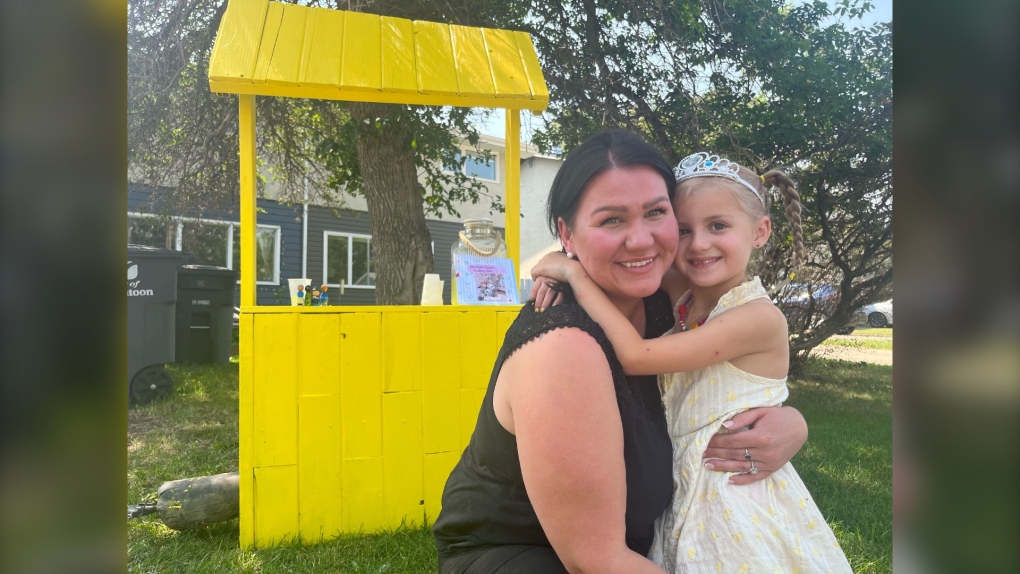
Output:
[[306, 206, 376, 306], [306, 205, 503, 306], [130, 184, 507, 307], [128, 184, 302, 306]]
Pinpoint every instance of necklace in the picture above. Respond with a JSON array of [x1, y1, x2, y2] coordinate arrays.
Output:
[[676, 294, 708, 331]]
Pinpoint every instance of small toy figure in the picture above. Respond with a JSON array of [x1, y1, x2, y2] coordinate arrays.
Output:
[[304, 284, 313, 306], [319, 284, 329, 306], [311, 287, 321, 306], [295, 284, 305, 306]]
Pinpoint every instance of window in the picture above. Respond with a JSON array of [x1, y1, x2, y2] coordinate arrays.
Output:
[[128, 215, 173, 249], [127, 213, 280, 284], [325, 232, 374, 288], [442, 151, 498, 182], [231, 226, 279, 284]]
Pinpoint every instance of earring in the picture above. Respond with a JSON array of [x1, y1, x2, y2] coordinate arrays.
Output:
[[565, 251, 574, 259]]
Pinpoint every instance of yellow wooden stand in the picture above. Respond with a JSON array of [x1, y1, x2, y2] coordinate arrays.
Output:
[[209, 0, 547, 547]]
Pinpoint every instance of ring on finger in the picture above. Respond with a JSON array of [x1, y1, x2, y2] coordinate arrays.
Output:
[[748, 459, 758, 475], [744, 449, 752, 461]]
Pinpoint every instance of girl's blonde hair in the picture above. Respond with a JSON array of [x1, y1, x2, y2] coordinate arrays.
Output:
[[674, 161, 804, 272]]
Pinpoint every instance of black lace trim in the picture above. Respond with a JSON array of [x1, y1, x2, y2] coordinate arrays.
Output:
[[498, 294, 673, 408]]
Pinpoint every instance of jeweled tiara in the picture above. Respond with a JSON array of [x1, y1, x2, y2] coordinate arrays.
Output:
[[673, 152, 766, 208]]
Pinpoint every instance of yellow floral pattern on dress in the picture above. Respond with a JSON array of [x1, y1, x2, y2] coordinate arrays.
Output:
[[645, 278, 854, 574]]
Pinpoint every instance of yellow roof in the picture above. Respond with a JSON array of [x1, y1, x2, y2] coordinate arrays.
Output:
[[208, 0, 549, 112]]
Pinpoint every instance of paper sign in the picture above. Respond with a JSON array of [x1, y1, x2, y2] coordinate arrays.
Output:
[[453, 255, 520, 305]]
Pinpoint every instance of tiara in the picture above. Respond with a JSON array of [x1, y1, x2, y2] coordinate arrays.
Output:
[[673, 152, 766, 208]]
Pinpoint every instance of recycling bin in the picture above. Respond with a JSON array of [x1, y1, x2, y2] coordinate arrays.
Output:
[[127, 245, 189, 404], [175, 265, 238, 364]]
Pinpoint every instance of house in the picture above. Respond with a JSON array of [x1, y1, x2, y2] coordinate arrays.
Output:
[[128, 132, 563, 306]]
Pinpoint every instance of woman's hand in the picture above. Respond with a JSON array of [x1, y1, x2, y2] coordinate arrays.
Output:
[[702, 406, 808, 485]]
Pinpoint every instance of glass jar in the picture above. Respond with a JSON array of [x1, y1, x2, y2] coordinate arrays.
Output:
[[451, 218, 506, 303]]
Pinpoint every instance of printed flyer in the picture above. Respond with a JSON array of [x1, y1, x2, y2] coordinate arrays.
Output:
[[453, 254, 520, 305]]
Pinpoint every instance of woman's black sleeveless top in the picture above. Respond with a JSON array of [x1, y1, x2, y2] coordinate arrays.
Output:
[[433, 292, 674, 559]]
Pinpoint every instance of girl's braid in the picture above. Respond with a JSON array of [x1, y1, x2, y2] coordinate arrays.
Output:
[[763, 170, 804, 271]]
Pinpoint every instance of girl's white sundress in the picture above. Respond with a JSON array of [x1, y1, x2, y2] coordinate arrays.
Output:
[[647, 277, 854, 573]]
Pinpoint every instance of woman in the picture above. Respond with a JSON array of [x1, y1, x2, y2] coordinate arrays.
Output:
[[433, 130, 808, 573]]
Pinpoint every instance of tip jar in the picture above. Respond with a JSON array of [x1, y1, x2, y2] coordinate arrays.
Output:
[[451, 218, 506, 303]]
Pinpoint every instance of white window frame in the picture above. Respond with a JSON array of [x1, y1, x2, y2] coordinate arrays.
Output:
[[128, 212, 281, 285], [323, 231, 375, 290], [442, 150, 499, 183]]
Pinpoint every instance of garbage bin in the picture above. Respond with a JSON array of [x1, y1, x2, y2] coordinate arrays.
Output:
[[175, 265, 238, 364], [127, 245, 188, 404]]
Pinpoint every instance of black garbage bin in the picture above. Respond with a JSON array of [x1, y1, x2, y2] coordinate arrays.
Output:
[[127, 245, 189, 404], [175, 265, 238, 364]]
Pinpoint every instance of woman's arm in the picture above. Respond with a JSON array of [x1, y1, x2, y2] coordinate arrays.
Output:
[[703, 406, 809, 485], [531, 253, 785, 376], [496, 328, 664, 573]]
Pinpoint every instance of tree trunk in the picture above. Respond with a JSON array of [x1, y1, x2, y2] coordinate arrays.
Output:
[[349, 102, 434, 305]]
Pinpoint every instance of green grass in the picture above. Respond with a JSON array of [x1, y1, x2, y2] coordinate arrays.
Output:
[[129, 359, 891, 573], [819, 327, 893, 349], [851, 327, 893, 338], [820, 337, 893, 350], [789, 359, 893, 573]]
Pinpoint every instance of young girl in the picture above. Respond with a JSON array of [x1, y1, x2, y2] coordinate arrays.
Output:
[[531, 152, 853, 573]]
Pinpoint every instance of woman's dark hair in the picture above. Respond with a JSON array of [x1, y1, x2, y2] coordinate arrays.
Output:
[[545, 130, 676, 238]]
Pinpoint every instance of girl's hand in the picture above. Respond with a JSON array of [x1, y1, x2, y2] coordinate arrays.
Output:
[[530, 276, 563, 312], [531, 251, 581, 283], [701, 406, 808, 485]]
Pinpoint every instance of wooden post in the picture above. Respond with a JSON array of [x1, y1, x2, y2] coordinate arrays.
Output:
[[504, 109, 521, 278]]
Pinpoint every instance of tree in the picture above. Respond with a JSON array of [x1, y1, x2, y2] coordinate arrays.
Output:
[[514, 0, 892, 368], [128, 0, 508, 304]]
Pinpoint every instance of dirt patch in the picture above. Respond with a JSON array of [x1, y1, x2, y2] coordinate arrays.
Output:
[[813, 345, 893, 365], [128, 413, 161, 439]]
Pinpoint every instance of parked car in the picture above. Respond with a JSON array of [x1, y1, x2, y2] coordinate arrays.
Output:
[[777, 283, 855, 334], [856, 299, 893, 328]]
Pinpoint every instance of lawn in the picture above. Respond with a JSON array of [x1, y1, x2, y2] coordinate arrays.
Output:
[[128, 357, 891, 573], [820, 327, 893, 350]]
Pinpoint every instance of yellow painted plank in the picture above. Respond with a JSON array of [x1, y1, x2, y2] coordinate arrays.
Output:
[[422, 313, 460, 392], [298, 396, 343, 542], [514, 31, 550, 102], [340, 313, 382, 459], [452, 26, 495, 97], [497, 310, 517, 353], [483, 28, 530, 98], [413, 20, 458, 95], [380, 16, 417, 94], [238, 312, 255, 548], [239, 96, 257, 306], [459, 311, 498, 389], [505, 110, 521, 270], [298, 6, 343, 88], [381, 313, 422, 393], [212, 77, 547, 109], [422, 313, 460, 454], [423, 389, 460, 455], [298, 314, 341, 396], [252, 2, 284, 84], [266, 3, 307, 86], [341, 11, 382, 91], [208, 0, 269, 82], [241, 304, 523, 315], [423, 451, 461, 524], [253, 314, 298, 467], [382, 392, 424, 528], [341, 457, 386, 532], [460, 388, 486, 448], [254, 465, 299, 546]]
